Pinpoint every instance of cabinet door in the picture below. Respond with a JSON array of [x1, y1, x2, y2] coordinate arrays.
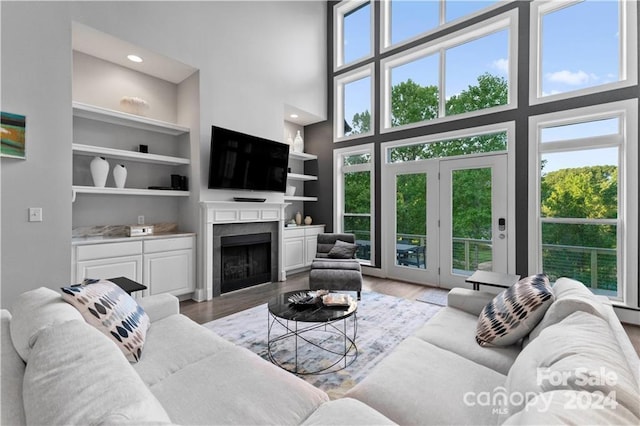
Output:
[[305, 235, 318, 266], [284, 237, 305, 271], [143, 249, 194, 296], [76, 256, 143, 284]]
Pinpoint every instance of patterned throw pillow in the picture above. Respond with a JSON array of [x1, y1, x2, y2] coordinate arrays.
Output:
[[61, 280, 150, 362], [328, 240, 358, 259], [476, 274, 554, 347]]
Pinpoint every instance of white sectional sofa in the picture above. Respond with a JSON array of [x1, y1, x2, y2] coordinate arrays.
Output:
[[2, 278, 639, 425], [1, 287, 392, 426], [346, 278, 640, 425]]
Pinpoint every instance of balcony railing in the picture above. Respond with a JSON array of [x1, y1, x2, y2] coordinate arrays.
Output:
[[344, 230, 617, 294]]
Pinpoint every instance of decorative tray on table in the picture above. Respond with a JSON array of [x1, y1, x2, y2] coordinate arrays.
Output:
[[288, 290, 329, 305]]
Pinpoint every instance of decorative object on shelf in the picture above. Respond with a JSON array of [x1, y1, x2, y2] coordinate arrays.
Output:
[[293, 130, 303, 153], [139, 144, 148, 153], [286, 185, 296, 196], [295, 211, 302, 226], [286, 133, 293, 146], [90, 156, 109, 187], [171, 174, 189, 191], [304, 216, 313, 225], [119, 96, 149, 116], [1, 111, 26, 159], [113, 164, 127, 188]]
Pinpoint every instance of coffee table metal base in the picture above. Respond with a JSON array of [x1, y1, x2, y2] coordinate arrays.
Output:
[[267, 312, 357, 375]]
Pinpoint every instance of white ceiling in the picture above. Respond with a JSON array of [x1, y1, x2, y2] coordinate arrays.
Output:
[[72, 22, 197, 84]]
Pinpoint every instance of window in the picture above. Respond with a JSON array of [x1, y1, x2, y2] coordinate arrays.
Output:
[[334, 0, 373, 70], [381, 0, 501, 50], [529, 100, 638, 306], [335, 144, 375, 264], [381, 11, 516, 132], [335, 64, 374, 141], [388, 131, 507, 163], [530, 0, 638, 103]]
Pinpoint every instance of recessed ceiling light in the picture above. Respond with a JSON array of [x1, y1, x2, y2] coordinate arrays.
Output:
[[290, 114, 299, 119], [127, 54, 143, 63]]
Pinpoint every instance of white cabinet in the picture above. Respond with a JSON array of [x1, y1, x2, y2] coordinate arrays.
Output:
[[283, 225, 325, 273], [74, 240, 144, 296], [73, 235, 195, 297], [143, 237, 195, 296], [283, 230, 306, 270], [76, 256, 143, 284]]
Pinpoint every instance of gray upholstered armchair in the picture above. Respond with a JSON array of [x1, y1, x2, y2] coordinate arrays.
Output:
[[309, 233, 362, 300]]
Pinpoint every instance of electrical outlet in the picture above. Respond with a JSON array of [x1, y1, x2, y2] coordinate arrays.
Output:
[[137, 215, 145, 225], [29, 207, 43, 222]]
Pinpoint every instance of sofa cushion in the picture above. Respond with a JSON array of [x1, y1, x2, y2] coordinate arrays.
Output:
[[302, 398, 396, 425], [9, 286, 84, 362], [146, 342, 329, 425], [23, 319, 171, 425], [525, 277, 609, 344], [1, 310, 26, 426], [133, 314, 236, 387], [504, 311, 640, 418], [346, 336, 506, 425], [327, 239, 358, 259], [502, 390, 640, 425], [137, 293, 180, 322], [61, 279, 150, 362], [413, 306, 520, 375], [476, 274, 554, 346], [311, 258, 362, 270]]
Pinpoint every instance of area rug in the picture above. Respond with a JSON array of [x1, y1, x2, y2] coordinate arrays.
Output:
[[415, 287, 449, 306], [203, 291, 442, 399]]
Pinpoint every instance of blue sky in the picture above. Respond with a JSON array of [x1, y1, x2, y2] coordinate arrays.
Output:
[[341, 0, 621, 172]]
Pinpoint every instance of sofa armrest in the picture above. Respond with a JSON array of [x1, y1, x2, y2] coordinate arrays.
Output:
[[138, 294, 179, 322], [447, 288, 495, 316]]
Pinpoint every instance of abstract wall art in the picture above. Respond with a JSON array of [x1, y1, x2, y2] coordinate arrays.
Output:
[[1, 111, 26, 159]]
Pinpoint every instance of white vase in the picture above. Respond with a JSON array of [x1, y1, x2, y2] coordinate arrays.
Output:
[[90, 156, 109, 187], [295, 211, 302, 226], [293, 130, 304, 153], [113, 164, 127, 189]]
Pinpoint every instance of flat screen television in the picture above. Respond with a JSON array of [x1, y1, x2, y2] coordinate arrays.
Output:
[[208, 126, 289, 193]]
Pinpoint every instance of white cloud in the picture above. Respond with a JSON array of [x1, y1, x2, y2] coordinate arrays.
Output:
[[541, 89, 562, 97], [545, 70, 598, 86], [491, 58, 509, 75]]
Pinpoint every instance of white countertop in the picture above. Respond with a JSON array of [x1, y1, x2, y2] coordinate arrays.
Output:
[[72, 232, 196, 246]]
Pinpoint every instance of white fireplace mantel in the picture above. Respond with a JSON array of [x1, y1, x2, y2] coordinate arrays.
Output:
[[196, 201, 288, 301]]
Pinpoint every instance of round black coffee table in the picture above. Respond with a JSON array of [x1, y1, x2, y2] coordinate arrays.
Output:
[[267, 290, 357, 375]]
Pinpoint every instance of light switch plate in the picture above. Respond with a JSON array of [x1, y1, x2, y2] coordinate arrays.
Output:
[[29, 207, 43, 222]]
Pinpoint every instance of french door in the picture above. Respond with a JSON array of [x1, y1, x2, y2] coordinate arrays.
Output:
[[383, 154, 509, 288]]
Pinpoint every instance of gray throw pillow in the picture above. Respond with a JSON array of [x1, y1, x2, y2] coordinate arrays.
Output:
[[476, 274, 554, 347], [327, 240, 358, 259]]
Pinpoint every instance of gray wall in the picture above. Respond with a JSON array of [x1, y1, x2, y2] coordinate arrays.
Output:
[[1, 1, 326, 308]]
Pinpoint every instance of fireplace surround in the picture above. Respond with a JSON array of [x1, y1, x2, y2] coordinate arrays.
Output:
[[198, 201, 287, 300]]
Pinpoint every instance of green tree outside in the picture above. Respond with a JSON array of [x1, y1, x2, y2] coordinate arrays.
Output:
[[342, 72, 618, 290]]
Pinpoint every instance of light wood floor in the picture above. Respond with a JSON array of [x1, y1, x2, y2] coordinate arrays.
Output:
[[180, 272, 640, 357]]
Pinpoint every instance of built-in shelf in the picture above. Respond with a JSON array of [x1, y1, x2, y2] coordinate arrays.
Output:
[[72, 143, 190, 166], [287, 172, 317, 182], [289, 151, 317, 161], [72, 185, 190, 198], [284, 195, 318, 202], [72, 101, 190, 136]]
